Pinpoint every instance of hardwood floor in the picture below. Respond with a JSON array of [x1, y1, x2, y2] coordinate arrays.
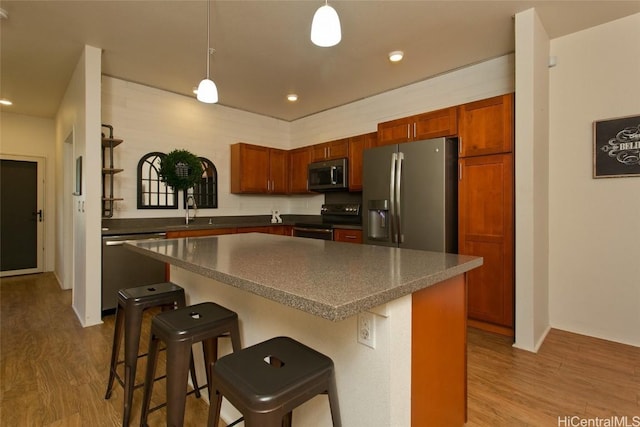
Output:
[[1, 273, 639, 426], [0, 273, 212, 427]]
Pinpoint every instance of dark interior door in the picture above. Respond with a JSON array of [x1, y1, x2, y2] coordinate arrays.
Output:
[[1, 159, 38, 272]]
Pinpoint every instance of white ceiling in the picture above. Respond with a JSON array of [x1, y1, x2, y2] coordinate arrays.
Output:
[[1, 1, 639, 121]]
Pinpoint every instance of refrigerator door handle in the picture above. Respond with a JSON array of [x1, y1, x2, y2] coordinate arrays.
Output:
[[389, 152, 397, 243], [396, 152, 404, 243]]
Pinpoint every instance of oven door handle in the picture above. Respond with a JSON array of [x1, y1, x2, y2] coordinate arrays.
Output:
[[293, 226, 333, 234]]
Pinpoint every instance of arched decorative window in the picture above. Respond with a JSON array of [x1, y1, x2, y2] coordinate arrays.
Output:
[[186, 157, 218, 209], [137, 152, 178, 209]]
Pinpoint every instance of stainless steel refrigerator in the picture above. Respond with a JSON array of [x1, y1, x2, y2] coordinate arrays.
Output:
[[363, 137, 458, 252]]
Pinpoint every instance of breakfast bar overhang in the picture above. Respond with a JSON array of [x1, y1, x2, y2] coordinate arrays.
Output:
[[126, 233, 482, 426]]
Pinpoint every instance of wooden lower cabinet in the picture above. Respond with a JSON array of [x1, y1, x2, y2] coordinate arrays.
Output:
[[236, 225, 290, 235], [458, 153, 514, 335], [166, 228, 237, 238], [333, 228, 362, 243]]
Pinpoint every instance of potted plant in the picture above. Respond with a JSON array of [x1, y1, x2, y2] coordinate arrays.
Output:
[[159, 149, 204, 191]]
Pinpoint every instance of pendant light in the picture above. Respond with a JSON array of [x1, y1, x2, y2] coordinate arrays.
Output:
[[310, 0, 341, 47], [197, 0, 218, 103]]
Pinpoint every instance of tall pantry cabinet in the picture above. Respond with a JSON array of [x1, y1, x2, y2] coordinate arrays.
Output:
[[458, 93, 515, 336]]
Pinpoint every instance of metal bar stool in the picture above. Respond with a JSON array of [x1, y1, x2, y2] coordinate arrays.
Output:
[[104, 282, 201, 427], [140, 301, 241, 427], [207, 336, 341, 427]]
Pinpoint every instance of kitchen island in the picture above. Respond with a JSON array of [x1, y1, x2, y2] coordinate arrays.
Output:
[[126, 233, 482, 426]]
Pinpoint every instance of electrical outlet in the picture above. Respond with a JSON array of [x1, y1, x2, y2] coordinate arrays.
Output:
[[357, 311, 375, 349]]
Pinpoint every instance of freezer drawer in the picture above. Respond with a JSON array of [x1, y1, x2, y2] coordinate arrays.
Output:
[[101, 233, 167, 314]]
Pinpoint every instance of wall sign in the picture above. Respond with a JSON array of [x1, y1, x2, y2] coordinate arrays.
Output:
[[593, 115, 640, 178]]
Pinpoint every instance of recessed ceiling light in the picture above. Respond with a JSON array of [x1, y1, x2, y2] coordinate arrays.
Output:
[[287, 94, 298, 102], [0, 99, 13, 106], [388, 50, 404, 62]]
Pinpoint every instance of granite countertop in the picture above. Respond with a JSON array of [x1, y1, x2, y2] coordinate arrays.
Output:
[[126, 233, 482, 321]]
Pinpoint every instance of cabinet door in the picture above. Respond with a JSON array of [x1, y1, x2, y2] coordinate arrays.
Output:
[[377, 117, 412, 145], [458, 153, 514, 333], [348, 132, 376, 191], [458, 94, 513, 157], [289, 147, 311, 193], [269, 148, 288, 194], [230, 143, 269, 193], [166, 228, 236, 238], [334, 229, 362, 243], [326, 139, 349, 159], [311, 139, 350, 161], [414, 107, 457, 140]]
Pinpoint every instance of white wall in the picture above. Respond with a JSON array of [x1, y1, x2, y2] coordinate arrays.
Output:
[[290, 55, 515, 145], [101, 78, 323, 218], [55, 45, 103, 327], [0, 112, 57, 274], [514, 9, 551, 352], [548, 13, 640, 347]]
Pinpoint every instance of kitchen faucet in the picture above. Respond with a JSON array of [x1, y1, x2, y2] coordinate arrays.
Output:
[[185, 194, 197, 225]]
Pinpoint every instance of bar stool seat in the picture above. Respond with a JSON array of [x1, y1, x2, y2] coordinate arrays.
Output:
[[140, 301, 241, 427], [105, 282, 201, 427], [207, 336, 341, 427]]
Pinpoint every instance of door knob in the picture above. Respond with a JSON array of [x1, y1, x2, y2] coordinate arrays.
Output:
[[32, 209, 43, 222]]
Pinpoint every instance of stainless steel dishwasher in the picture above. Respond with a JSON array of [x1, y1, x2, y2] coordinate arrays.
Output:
[[101, 232, 167, 315]]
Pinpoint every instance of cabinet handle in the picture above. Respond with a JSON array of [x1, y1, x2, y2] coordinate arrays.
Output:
[[328, 146, 331, 158], [459, 163, 463, 181], [407, 124, 410, 140], [413, 122, 416, 138], [345, 235, 356, 239], [459, 137, 463, 154]]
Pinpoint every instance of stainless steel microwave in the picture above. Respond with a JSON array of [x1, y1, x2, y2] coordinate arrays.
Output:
[[308, 158, 348, 191]]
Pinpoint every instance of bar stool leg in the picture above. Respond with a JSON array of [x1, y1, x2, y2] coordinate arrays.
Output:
[[327, 374, 342, 427], [165, 341, 192, 427], [139, 333, 160, 427], [202, 337, 220, 396], [206, 387, 223, 427], [105, 305, 124, 399], [122, 305, 144, 427]]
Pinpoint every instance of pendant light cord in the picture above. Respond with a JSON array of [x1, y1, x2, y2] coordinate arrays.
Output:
[[206, 0, 211, 79]]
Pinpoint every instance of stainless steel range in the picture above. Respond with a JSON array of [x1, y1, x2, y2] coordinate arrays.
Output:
[[293, 203, 361, 240]]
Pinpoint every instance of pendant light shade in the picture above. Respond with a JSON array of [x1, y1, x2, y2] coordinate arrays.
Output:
[[197, 78, 218, 103], [311, 2, 341, 47], [197, 0, 218, 104]]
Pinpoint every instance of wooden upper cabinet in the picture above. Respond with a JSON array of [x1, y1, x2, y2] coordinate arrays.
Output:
[[414, 107, 458, 140], [269, 148, 288, 193], [230, 143, 288, 194], [458, 93, 514, 157], [289, 146, 312, 194], [377, 116, 414, 146], [377, 107, 457, 146], [348, 132, 376, 191], [310, 138, 349, 162]]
